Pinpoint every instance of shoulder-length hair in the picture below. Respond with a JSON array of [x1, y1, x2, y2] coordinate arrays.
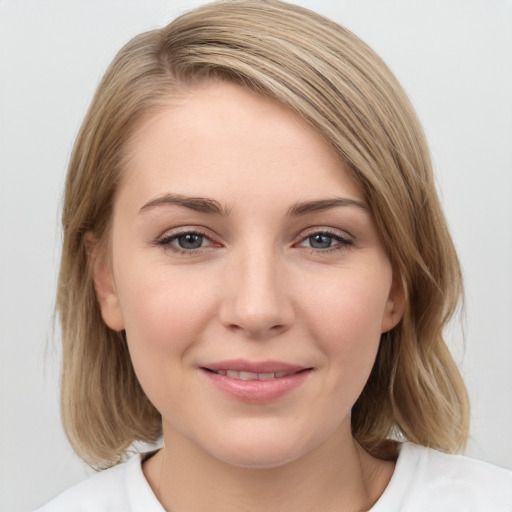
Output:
[[58, 0, 469, 468]]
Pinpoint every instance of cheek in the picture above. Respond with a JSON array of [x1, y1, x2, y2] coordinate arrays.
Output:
[[114, 262, 217, 380], [301, 268, 391, 380], [305, 269, 390, 338]]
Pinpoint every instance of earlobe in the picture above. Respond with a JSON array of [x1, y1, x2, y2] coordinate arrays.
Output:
[[381, 272, 406, 333], [86, 233, 125, 332]]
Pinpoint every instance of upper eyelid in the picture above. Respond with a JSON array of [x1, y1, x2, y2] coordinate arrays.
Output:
[[156, 229, 218, 255], [294, 226, 353, 241], [155, 227, 219, 252], [154, 225, 353, 244], [160, 231, 211, 243], [157, 225, 214, 240]]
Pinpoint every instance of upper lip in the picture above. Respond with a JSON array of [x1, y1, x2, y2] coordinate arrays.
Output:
[[201, 359, 310, 374]]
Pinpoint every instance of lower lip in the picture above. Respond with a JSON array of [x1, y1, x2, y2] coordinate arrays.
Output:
[[201, 369, 311, 403]]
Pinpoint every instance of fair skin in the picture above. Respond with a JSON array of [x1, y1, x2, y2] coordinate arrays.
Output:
[[93, 81, 404, 512]]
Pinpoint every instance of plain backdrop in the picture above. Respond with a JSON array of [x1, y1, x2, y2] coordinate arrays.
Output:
[[1, 1, 511, 510]]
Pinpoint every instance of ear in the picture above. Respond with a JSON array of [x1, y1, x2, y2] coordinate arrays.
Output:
[[381, 270, 406, 333], [86, 233, 125, 332]]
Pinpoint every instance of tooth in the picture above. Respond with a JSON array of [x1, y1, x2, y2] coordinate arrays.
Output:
[[220, 370, 292, 380], [239, 371, 258, 381]]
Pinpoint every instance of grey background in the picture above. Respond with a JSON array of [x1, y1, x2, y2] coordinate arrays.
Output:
[[1, 1, 511, 510]]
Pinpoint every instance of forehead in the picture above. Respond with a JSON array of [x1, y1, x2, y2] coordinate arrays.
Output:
[[119, 81, 363, 208]]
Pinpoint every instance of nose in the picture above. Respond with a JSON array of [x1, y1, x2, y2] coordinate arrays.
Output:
[[218, 246, 295, 339]]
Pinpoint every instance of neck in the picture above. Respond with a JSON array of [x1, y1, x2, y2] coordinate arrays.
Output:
[[143, 424, 394, 512]]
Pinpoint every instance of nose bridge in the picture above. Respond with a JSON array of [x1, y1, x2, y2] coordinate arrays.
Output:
[[220, 240, 294, 337]]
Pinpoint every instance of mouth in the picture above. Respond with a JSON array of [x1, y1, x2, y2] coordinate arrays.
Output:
[[202, 368, 310, 381], [200, 361, 312, 403]]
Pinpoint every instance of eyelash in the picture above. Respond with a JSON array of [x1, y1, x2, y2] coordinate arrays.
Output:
[[156, 228, 214, 256], [297, 229, 354, 254], [156, 228, 354, 255]]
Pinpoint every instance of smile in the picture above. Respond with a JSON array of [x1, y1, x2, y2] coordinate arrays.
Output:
[[200, 362, 312, 403], [208, 369, 298, 380]]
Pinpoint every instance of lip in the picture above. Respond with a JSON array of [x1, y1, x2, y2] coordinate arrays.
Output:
[[200, 359, 312, 403], [204, 359, 306, 374]]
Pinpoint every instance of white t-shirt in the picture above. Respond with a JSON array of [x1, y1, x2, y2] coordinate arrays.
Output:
[[35, 443, 512, 511]]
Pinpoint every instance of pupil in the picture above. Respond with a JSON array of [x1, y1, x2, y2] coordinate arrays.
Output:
[[310, 234, 332, 249], [178, 234, 203, 249]]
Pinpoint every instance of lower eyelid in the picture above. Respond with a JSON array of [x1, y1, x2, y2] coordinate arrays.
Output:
[[156, 229, 212, 248], [297, 231, 353, 245], [155, 228, 353, 252]]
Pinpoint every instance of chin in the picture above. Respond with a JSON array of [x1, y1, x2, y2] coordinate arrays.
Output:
[[201, 430, 314, 470], [217, 447, 302, 469]]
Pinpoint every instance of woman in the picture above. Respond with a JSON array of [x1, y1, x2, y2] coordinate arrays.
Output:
[[36, 1, 512, 510]]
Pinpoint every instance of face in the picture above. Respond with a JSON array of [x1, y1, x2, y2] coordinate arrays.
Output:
[[94, 82, 403, 469]]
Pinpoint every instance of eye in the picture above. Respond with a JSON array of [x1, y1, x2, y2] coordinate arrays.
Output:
[[306, 233, 336, 249], [173, 233, 208, 250], [297, 230, 353, 251], [157, 229, 214, 253]]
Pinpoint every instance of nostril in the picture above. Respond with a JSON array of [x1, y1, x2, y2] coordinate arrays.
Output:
[[218, 277, 295, 337], [225, 321, 289, 338]]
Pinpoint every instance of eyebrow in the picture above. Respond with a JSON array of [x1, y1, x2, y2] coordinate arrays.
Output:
[[286, 197, 368, 216], [139, 193, 367, 217], [139, 193, 229, 215]]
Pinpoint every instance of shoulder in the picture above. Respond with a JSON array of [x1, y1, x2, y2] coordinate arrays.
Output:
[[34, 453, 164, 512], [412, 443, 512, 486], [373, 443, 512, 512], [34, 461, 128, 512]]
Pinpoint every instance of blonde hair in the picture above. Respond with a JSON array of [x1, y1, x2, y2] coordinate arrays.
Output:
[[58, 0, 469, 468]]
